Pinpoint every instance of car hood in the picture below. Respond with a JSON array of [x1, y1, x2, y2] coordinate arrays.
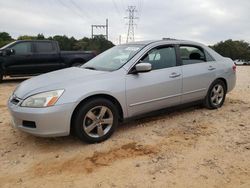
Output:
[[14, 67, 107, 99]]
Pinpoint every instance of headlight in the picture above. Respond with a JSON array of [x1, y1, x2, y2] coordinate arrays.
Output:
[[21, 90, 64, 108]]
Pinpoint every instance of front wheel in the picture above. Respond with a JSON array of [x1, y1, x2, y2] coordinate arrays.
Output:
[[73, 98, 119, 143], [204, 80, 226, 109]]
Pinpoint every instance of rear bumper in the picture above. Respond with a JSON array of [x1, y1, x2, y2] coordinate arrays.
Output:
[[227, 72, 236, 93], [8, 101, 75, 137]]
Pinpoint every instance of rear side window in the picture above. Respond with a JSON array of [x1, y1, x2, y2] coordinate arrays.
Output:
[[180, 46, 205, 65], [12, 42, 32, 55], [140, 46, 176, 70], [36, 42, 55, 53]]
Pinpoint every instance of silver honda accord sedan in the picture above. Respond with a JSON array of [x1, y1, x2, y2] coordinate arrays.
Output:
[[8, 39, 236, 143]]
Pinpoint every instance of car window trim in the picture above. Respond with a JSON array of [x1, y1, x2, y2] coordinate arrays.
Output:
[[34, 41, 57, 54], [128, 44, 179, 74], [204, 49, 216, 62], [10, 41, 34, 55]]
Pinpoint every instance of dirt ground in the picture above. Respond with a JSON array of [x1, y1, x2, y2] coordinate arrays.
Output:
[[0, 66, 249, 188]]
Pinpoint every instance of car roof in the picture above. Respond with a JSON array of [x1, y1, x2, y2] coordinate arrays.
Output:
[[15, 40, 55, 43], [126, 39, 205, 47]]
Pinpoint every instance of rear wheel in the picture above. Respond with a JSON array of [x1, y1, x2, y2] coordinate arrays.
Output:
[[204, 80, 226, 109], [73, 98, 119, 143]]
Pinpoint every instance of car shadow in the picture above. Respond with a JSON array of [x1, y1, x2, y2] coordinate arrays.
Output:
[[118, 102, 203, 131]]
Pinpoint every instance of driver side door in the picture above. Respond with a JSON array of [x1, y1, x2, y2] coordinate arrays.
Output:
[[125, 45, 182, 117], [5, 41, 35, 75]]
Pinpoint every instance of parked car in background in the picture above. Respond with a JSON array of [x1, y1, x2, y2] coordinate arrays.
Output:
[[234, 59, 250, 65], [8, 39, 236, 143], [0, 40, 96, 82]]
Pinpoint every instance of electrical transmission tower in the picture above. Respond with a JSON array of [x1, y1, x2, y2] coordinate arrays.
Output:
[[91, 19, 109, 40], [125, 6, 138, 43]]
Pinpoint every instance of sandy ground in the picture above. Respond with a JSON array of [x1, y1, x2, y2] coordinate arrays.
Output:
[[0, 67, 250, 188]]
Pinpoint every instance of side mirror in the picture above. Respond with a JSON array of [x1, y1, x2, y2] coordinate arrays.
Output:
[[5, 48, 15, 56], [134, 62, 152, 73]]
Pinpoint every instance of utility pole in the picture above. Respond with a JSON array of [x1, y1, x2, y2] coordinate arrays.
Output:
[[91, 18, 109, 40], [125, 6, 138, 43]]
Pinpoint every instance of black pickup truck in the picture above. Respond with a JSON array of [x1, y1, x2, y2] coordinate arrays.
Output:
[[0, 40, 96, 81]]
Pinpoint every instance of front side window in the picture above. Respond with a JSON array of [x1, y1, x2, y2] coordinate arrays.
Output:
[[140, 46, 176, 70], [36, 42, 55, 53], [180, 46, 205, 65], [12, 42, 32, 55]]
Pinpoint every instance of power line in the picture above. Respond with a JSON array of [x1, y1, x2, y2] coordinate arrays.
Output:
[[57, 0, 99, 23], [57, 0, 87, 22], [120, 0, 126, 10], [69, 0, 98, 22], [112, 0, 122, 17], [125, 6, 138, 43], [137, 0, 144, 18]]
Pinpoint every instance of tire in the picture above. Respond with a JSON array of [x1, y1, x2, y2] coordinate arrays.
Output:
[[204, 80, 226, 109], [73, 98, 119, 143]]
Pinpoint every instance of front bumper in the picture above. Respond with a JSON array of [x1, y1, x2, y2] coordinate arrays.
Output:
[[8, 100, 75, 137]]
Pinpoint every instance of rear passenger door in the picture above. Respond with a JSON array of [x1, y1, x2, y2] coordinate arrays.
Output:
[[179, 45, 217, 103], [33, 41, 62, 73]]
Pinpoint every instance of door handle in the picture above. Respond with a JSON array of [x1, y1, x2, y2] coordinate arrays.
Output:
[[169, 72, 181, 78], [208, 66, 216, 71]]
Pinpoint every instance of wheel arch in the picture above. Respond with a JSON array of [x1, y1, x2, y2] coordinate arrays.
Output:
[[70, 94, 124, 134], [215, 77, 228, 92]]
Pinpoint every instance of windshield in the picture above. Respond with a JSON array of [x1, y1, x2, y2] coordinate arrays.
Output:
[[0, 41, 16, 50], [82, 44, 144, 71]]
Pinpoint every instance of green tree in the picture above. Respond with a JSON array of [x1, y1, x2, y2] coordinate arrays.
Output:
[[17, 35, 37, 40], [0, 32, 114, 52], [52, 35, 76, 50], [0, 32, 13, 47], [37, 33, 45, 40], [75, 36, 114, 53], [211, 39, 250, 61], [0, 32, 12, 41]]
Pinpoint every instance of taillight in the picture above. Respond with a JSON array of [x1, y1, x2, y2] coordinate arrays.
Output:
[[232, 65, 236, 72]]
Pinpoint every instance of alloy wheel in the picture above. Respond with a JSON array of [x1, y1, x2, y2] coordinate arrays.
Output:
[[210, 84, 224, 106], [83, 106, 114, 138]]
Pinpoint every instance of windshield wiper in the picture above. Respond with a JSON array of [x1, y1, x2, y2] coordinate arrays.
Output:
[[83, 66, 96, 70]]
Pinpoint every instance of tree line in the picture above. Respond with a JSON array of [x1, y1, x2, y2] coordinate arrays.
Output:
[[1, 32, 250, 61], [210, 39, 250, 61], [0, 32, 114, 53]]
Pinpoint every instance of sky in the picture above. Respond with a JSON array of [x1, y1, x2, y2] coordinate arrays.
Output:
[[0, 0, 250, 45]]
